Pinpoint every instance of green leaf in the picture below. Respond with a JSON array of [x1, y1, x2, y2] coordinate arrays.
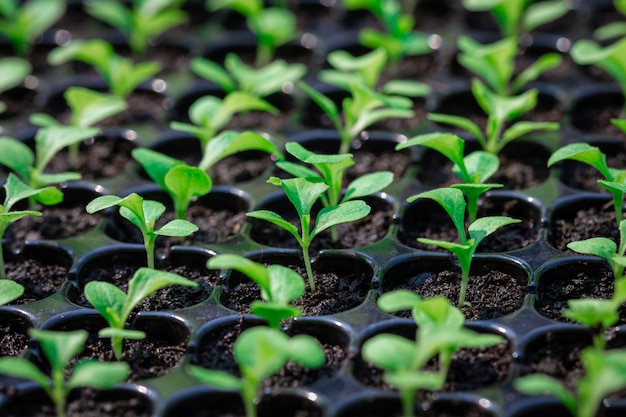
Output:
[[468, 216, 520, 246], [246, 210, 299, 241], [98, 327, 146, 340], [514, 374, 575, 412], [381, 80, 430, 97], [547, 143, 613, 180], [199, 131, 282, 172], [427, 113, 486, 145], [513, 53, 562, 93], [397, 132, 467, 178], [155, 218, 199, 237], [164, 164, 212, 216], [35, 126, 100, 173], [562, 298, 619, 329], [0, 357, 48, 388], [65, 87, 127, 127], [285, 334, 325, 368], [68, 360, 129, 390], [385, 369, 445, 392], [312, 200, 371, 237], [567, 237, 617, 262], [85, 281, 126, 329], [131, 148, 180, 191], [279, 177, 328, 219], [523, 0, 570, 34], [0, 57, 30, 94], [459, 151, 500, 184], [377, 290, 423, 313], [501, 121, 560, 150], [298, 81, 341, 128], [207, 254, 270, 290], [408, 188, 466, 238], [344, 171, 393, 201], [190, 57, 235, 92], [362, 334, 416, 372], [0, 279, 23, 305], [3, 174, 62, 210], [188, 365, 242, 389], [31, 329, 88, 373], [266, 264, 305, 304], [234, 327, 292, 382], [0, 136, 34, 181], [85, 195, 128, 214], [84, 0, 132, 36]]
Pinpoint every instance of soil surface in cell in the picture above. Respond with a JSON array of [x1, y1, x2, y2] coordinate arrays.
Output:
[[549, 205, 618, 251], [5, 256, 68, 304]]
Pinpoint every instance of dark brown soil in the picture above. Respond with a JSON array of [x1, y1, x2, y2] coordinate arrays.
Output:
[[9, 205, 102, 242], [549, 204, 618, 251], [384, 268, 526, 321], [570, 92, 626, 138], [70, 261, 217, 310], [347, 148, 412, 183], [5, 256, 68, 304], [558, 142, 626, 192], [0, 320, 29, 357]]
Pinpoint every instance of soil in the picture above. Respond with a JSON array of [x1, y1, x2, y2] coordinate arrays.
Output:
[[569, 92, 626, 138], [558, 141, 626, 192], [0, 320, 29, 357], [347, 147, 412, 183], [549, 204, 618, 251], [9, 205, 102, 243], [70, 261, 218, 310], [5, 256, 68, 304]]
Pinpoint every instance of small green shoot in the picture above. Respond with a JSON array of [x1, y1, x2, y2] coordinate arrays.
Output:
[[570, 37, 626, 118], [363, 292, 503, 417], [408, 187, 520, 306], [85, 193, 199, 269], [84, 0, 187, 55], [0, 279, 23, 305], [514, 346, 626, 417], [299, 80, 414, 154], [0, 57, 31, 113], [461, 0, 571, 38], [0, 0, 65, 56], [188, 326, 325, 417], [0, 174, 63, 279], [0, 329, 129, 417], [247, 176, 371, 292], [396, 132, 502, 223], [48, 39, 161, 98], [593, 0, 626, 41], [85, 267, 197, 361], [428, 79, 560, 155], [547, 142, 626, 225], [207, 254, 304, 328]]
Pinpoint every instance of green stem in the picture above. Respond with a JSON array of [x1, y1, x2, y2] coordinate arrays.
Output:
[[592, 330, 606, 351], [144, 233, 156, 270], [400, 388, 415, 417], [302, 244, 315, 293], [51, 370, 67, 417], [69, 143, 80, 169], [466, 194, 478, 224], [459, 267, 470, 308], [242, 380, 258, 417], [111, 334, 124, 361], [612, 190, 623, 225]]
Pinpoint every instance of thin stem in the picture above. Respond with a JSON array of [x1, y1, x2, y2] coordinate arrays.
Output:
[[112, 334, 124, 361], [51, 370, 67, 417], [302, 245, 315, 293], [400, 388, 415, 417], [144, 233, 156, 270], [592, 330, 606, 351], [242, 380, 258, 417], [459, 267, 470, 308]]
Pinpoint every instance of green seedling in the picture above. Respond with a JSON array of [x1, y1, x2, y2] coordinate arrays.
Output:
[[84, 0, 187, 55], [363, 292, 503, 417], [299, 80, 414, 154], [547, 142, 626, 225], [85, 193, 199, 269], [0, 0, 65, 56], [30, 86, 127, 167], [408, 187, 520, 306], [207, 0, 297, 66], [85, 267, 197, 360], [562, 279, 626, 350], [428, 78, 560, 154], [0, 329, 129, 417], [48, 39, 161, 98], [514, 346, 626, 417], [0, 279, 23, 304], [320, 47, 430, 100], [341, 0, 432, 69], [461, 0, 570, 39], [277, 141, 393, 241], [570, 37, 626, 118], [396, 132, 502, 223], [169, 91, 278, 152], [0, 57, 31, 113], [0, 174, 63, 279], [207, 254, 304, 328], [592, 0, 626, 41], [191, 53, 306, 99], [457, 35, 562, 96], [188, 326, 325, 417], [247, 176, 371, 292]]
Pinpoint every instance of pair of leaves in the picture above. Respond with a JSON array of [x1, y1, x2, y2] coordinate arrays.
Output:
[[0, 0, 65, 55]]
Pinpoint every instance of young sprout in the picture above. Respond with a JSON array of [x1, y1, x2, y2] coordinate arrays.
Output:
[[85, 267, 197, 361], [188, 326, 325, 417], [457, 35, 562, 96], [48, 39, 161, 98], [0, 0, 65, 56], [514, 346, 626, 417], [84, 0, 188, 55], [461, 0, 571, 39], [363, 292, 503, 417], [0, 174, 63, 279], [428, 78, 560, 154], [340, 0, 432, 69], [277, 141, 393, 241], [570, 37, 626, 118], [207, 0, 297, 66], [85, 193, 199, 269], [247, 176, 371, 292], [547, 142, 626, 225], [191, 53, 306, 100], [207, 254, 304, 328], [592, 0, 626, 41], [396, 132, 502, 223], [0, 57, 32, 114], [0, 329, 129, 417], [408, 187, 520, 307], [0, 279, 23, 305], [299, 80, 414, 154]]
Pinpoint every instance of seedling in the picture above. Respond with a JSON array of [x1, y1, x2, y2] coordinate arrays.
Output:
[[84, 0, 187, 55], [85, 267, 197, 360], [408, 187, 520, 306], [277, 141, 393, 241], [396, 132, 502, 223], [341, 0, 432, 69], [188, 326, 325, 417], [207, 0, 297, 66], [363, 292, 503, 417], [0, 279, 23, 304], [191, 53, 306, 100], [547, 142, 626, 225], [593, 0, 626, 41], [0, 329, 129, 417], [514, 346, 626, 417], [85, 193, 199, 269], [48, 39, 161, 98], [0, 57, 32, 114], [299, 80, 414, 154], [457, 35, 562, 96], [207, 254, 304, 328], [570, 37, 626, 118], [428, 78, 560, 154], [0, 0, 65, 56], [247, 176, 371, 292], [461, 0, 570, 38]]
